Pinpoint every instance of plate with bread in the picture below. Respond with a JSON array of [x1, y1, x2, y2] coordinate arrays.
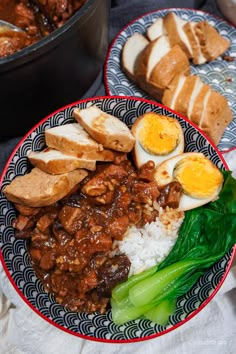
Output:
[[104, 8, 236, 151], [1, 96, 236, 342]]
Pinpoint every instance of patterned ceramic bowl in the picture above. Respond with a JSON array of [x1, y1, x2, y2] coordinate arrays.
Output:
[[0, 96, 235, 343], [104, 8, 236, 151]]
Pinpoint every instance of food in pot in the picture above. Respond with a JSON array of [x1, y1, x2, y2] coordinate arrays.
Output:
[[0, 0, 87, 58]]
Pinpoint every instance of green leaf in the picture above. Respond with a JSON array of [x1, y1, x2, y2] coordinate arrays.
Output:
[[110, 170, 236, 325], [210, 170, 236, 214]]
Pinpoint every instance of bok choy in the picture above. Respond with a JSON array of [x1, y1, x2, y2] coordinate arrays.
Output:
[[111, 171, 236, 325]]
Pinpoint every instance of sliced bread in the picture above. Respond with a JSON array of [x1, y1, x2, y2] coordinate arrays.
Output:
[[28, 147, 96, 175], [45, 122, 119, 161], [73, 106, 135, 152], [3, 167, 88, 207]]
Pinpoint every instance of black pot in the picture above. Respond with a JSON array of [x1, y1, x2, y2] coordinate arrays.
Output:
[[0, 0, 110, 140]]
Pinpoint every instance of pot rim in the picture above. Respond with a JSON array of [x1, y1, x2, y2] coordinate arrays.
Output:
[[0, 0, 97, 69]]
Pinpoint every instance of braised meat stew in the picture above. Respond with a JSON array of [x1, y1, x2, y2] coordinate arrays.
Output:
[[12, 157, 182, 313], [0, 0, 86, 58]]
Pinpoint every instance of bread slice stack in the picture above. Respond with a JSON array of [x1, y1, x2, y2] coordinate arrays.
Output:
[[121, 11, 232, 145]]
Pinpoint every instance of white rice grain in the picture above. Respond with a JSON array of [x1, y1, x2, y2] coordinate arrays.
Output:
[[113, 209, 184, 276]]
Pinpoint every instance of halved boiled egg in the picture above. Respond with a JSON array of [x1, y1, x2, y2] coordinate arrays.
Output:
[[131, 112, 184, 168], [154, 152, 224, 211]]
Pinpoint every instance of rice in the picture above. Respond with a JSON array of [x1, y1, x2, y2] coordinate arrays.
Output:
[[113, 209, 185, 276]]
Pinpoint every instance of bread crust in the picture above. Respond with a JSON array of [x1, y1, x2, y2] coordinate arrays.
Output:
[[3, 168, 88, 207]]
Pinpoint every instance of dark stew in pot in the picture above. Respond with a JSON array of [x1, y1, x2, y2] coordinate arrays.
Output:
[[0, 0, 86, 58]]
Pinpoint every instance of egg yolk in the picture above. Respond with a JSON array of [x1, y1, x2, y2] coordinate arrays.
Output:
[[173, 155, 223, 199], [138, 113, 181, 155]]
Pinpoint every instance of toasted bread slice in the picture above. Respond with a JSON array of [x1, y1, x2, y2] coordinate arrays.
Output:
[[163, 12, 193, 58], [194, 21, 230, 61], [28, 148, 96, 174], [146, 17, 165, 41], [73, 106, 135, 152], [3, 167, 88, 207], [45, 123, 119, 161], [121, 32, 149, 82]]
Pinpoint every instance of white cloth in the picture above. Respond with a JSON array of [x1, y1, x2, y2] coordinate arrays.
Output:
[[1, 150, 236, 354]]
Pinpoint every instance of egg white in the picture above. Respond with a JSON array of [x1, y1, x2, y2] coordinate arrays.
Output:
[[154, 152, 223, 211], [131, 114, 184, 168]]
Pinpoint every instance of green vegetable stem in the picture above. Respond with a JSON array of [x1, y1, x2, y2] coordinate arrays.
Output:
[[111, 171, 236, 325]]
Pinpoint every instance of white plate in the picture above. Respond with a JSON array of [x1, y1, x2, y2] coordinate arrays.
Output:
[[104, 8, 236, 151]]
